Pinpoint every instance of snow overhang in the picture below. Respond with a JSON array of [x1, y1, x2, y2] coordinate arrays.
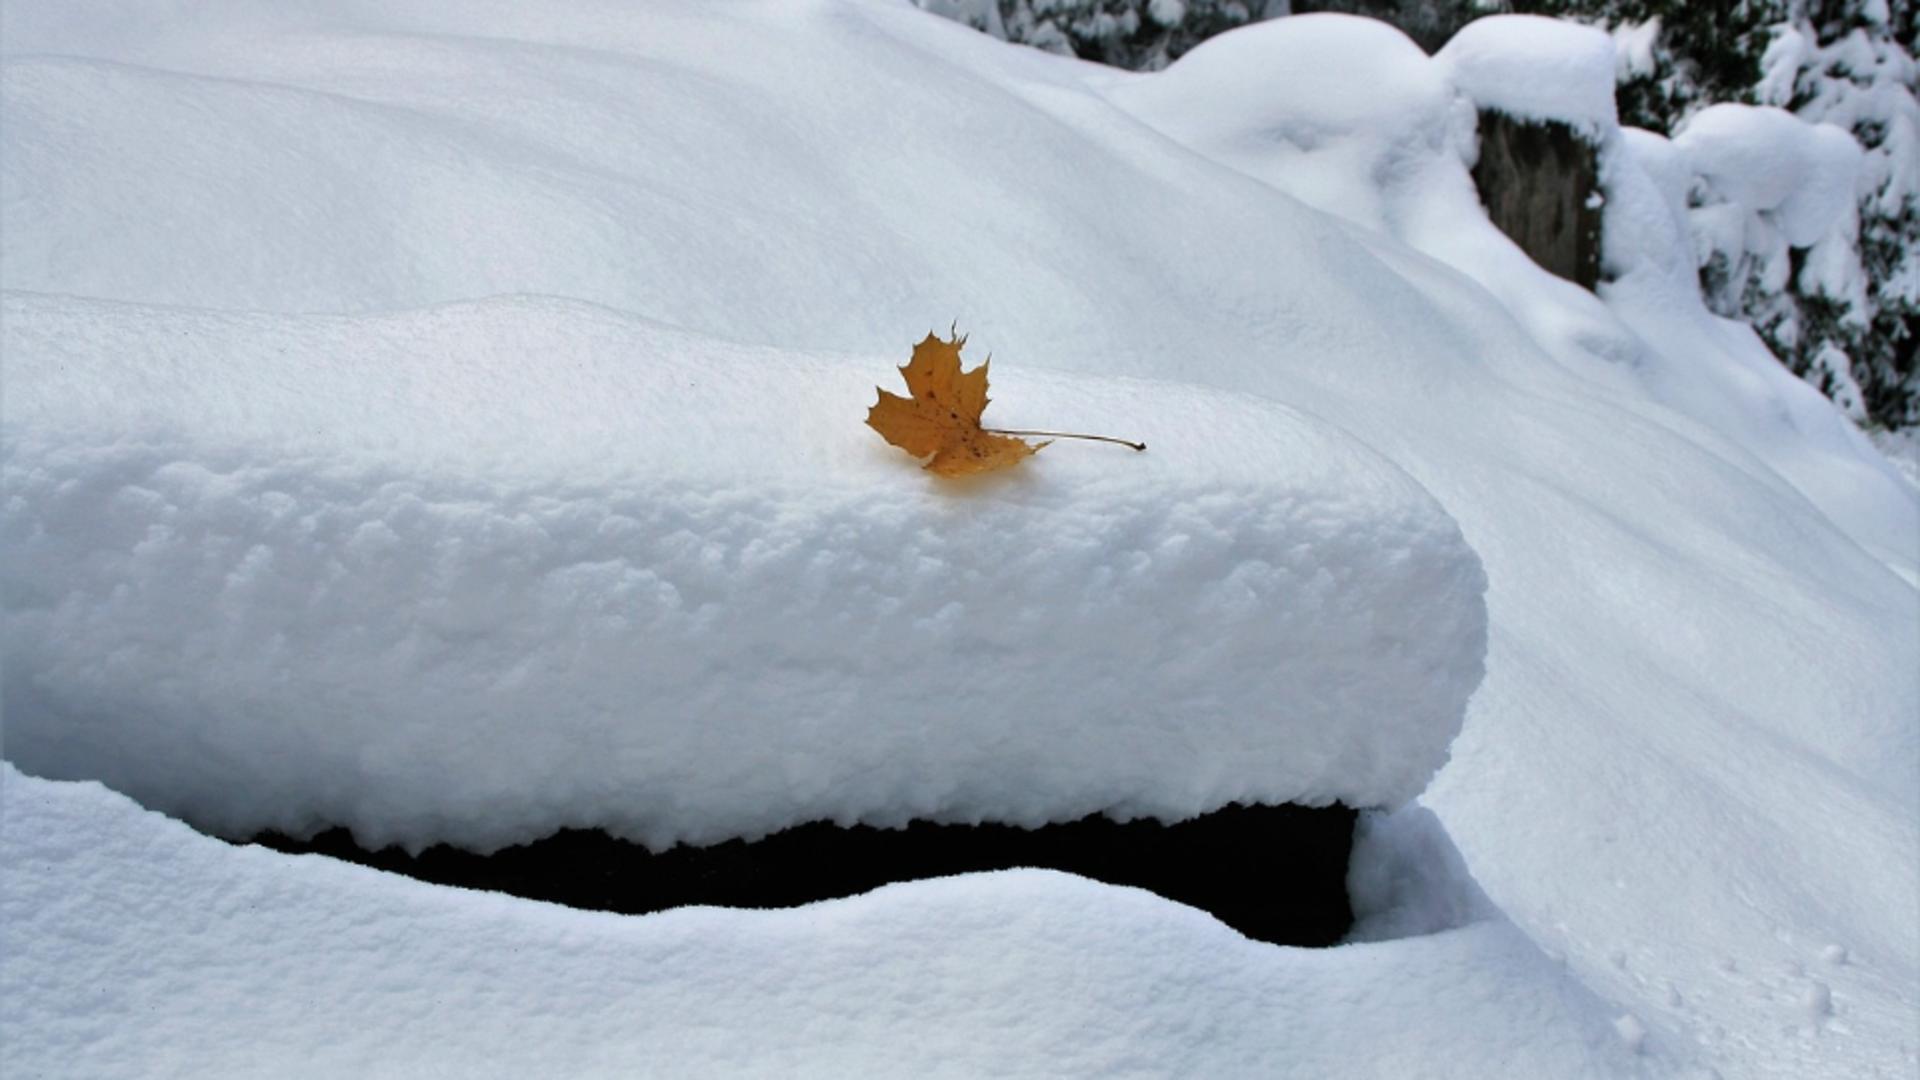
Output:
[[2, 293, 1488, 854]]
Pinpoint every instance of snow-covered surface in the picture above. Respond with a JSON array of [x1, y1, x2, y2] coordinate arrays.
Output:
[[1437, 14, 1620, 135], [0, 766, 1658, 1079], [3, 3, 1917, 1078], [3, 293, 1484, 850], [1108, 15, 1477, 238], [1674, 104, 1862, 250]]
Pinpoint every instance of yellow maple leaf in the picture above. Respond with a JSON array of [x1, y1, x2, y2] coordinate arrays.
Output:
[[866, 330, 1048, 477]]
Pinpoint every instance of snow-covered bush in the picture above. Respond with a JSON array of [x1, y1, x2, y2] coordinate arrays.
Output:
[[1745, 6, 1918, 427], [922, 0, 1918, 431], [1518, 0, 1918, 428]]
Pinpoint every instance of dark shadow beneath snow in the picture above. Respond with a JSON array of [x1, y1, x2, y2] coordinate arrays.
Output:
[[252, 802, 1357, 947]]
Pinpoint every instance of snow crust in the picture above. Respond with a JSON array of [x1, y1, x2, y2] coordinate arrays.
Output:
[[3, 3, 1917, 1078], [0, 766, 1667, 1080], [4, 293, 1485, 850]]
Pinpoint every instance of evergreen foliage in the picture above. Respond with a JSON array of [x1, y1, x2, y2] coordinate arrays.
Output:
[[1489, 1, 1913, 428], [918, 0, 1271, 70]]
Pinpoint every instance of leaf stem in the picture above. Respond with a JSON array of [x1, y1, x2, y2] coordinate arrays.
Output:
[[984, 428, 1146, 451]]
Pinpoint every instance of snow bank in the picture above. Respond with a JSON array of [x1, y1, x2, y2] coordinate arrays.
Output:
[[1437, 15, 1620, 136], [0, 766, 1667, 1079], [2, 293, 1486, 851]]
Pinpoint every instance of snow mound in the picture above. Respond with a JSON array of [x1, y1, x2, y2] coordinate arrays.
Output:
[[2, 293, 1487, 851], [1437, 15, 1620, 136], [1674, 103, 1863, 248], [0, 766, 1664, 1079], [1108, 14, 1474, 234]]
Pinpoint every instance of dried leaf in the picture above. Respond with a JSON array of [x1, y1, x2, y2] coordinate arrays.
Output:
[[866, 330, 1046, 476]]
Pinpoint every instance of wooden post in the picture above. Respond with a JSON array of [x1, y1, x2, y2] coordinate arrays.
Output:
[[1471, 109, 1603, 290]]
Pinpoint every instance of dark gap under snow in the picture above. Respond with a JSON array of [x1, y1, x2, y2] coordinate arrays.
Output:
[[251, 803, 1358, 947]]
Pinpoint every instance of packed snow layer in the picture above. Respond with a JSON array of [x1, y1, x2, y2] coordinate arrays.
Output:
[[3, 2, 1917, 1077], [0, 767, 1668, 1080], [2, 292, 1486, 850]]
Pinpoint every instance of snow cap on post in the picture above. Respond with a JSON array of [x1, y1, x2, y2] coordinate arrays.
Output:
[[1437, 15, 1620, 138]]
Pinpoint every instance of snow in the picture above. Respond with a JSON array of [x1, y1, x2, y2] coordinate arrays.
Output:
[[1756, 23, 1815, 108], [3, 2, 1917, 1078], [0, 765, 1664, 1079], [1107, 15, 1476, 237], [1436, 14, 1620, 136], [1611, 18, 1661, 82], [1719, 12, 1918, 428], [1116, 13, 1916, 579], [1673, 104, 1862, 249], [1149, 0, 1189, 29], [3, 293, 1485, 851]]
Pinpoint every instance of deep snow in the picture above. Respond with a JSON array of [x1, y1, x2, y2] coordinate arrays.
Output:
[[0, 767, 1655, 1079], [4, 293, 1485, 850], [3, 2, 1916, 1078]]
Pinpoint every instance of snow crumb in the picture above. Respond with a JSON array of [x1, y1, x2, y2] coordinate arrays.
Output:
[[1801, 980, 1834, 1018], [1612, 18, 1661, 81], [1613, 1013, 1648, 1053]]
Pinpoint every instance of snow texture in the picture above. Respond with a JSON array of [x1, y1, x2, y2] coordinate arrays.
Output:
[[1109, 15, 1477, 237], [1674, 104, 1862, 249], [1437, 14, 1621, 136], [3, 2, 1917, 1078], [0, 765, 1667, 1080], [3, 293, 1486, 850]]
